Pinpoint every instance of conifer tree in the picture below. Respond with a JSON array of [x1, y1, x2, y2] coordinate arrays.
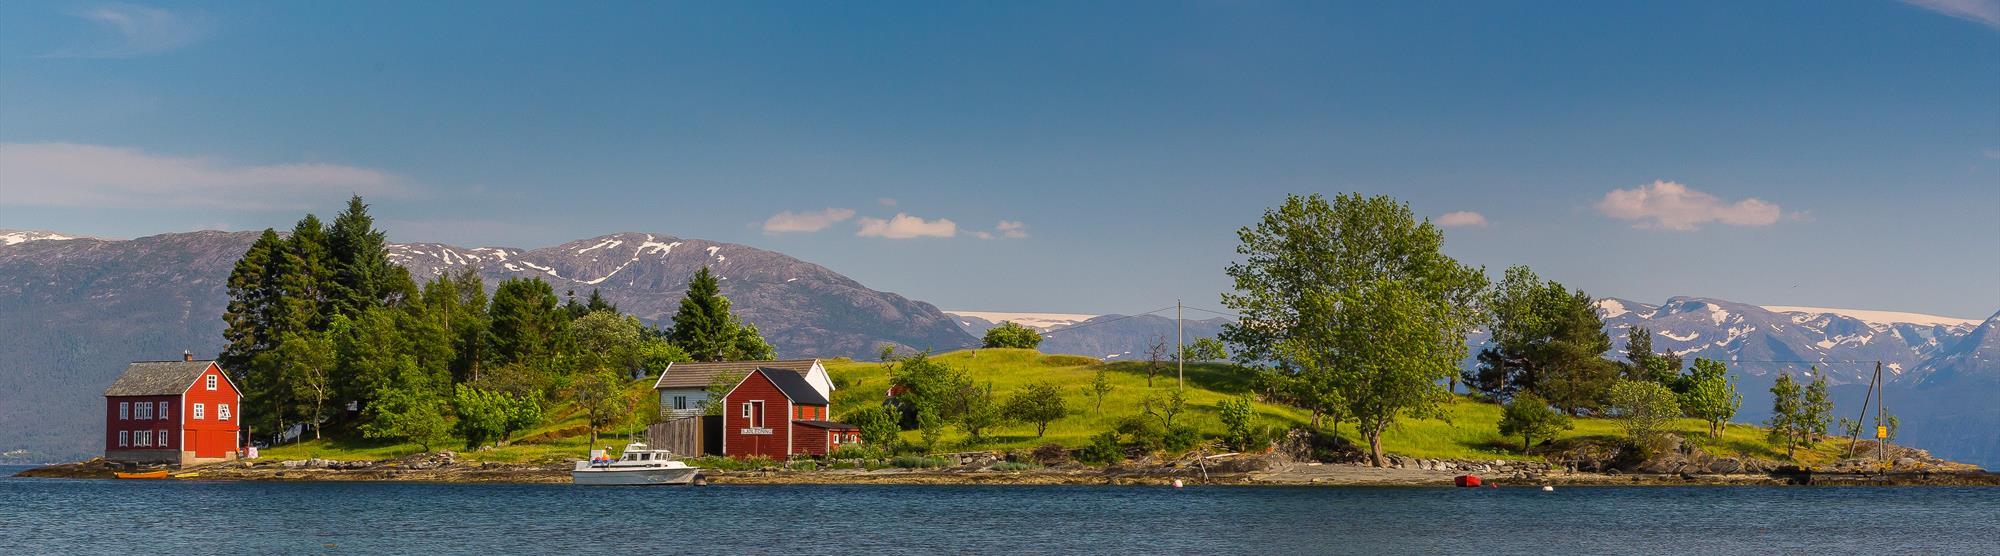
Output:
[[671, 267, 734, 361], [325, 195, 404, 316], [488, 277, 563, 372]]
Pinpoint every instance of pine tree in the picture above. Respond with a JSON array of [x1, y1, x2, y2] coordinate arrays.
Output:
[[325, 195, 404, 316], [670, 267, 734, 361], [488, 277, 563, 372], [220, 230, 280, 373], [287, 214, 334, 327]]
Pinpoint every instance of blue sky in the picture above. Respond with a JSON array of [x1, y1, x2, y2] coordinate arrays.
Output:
[[2, 1, 1996, 318]]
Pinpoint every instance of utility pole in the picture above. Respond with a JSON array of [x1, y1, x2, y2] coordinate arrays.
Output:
[[1177, 299, 1185, 391], [1877, 361, 1886, 465]]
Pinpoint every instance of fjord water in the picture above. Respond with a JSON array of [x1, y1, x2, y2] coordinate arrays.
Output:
[[4, 466, 1994, 554]]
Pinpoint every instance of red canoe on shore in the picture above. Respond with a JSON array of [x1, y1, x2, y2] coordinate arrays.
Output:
[[1454, 474, 1482, 488]]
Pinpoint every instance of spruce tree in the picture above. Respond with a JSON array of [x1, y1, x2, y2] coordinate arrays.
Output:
[[288, 214, 334, 327], [670, 267, 734, 361], [325, 195, 401, 316], [221, 230, 280, 372], [488, 277, 562, 371]]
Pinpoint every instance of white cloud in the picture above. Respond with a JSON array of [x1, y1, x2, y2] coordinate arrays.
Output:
[[856, 213, 957, 239], [1435, 211, 1488, 228], [761, 207, 855, 234], [0, 142, 406, 209], [44, 3, 211, 58], [996, 220, 1029, 238], [1595, 180, 1786, 231], [877, 197, 898, 206], [1902, 0, 2000, 30]]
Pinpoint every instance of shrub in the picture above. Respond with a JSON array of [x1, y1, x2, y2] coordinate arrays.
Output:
[[890, 455, 950, 469], [740, 455, 778, 470], [829, 444, 882, 460], [1074, 432, 1124, 465], [787, 460, 819, 472], [1163, 424, 1202, 453]]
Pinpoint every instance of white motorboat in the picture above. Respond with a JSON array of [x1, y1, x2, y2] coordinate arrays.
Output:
[[571, 443, 702, 486]]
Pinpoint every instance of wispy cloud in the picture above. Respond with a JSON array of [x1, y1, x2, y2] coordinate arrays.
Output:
[[762, 207, 856, 234], [1435, 211, 1488, 228], [877, 198, 898, 206], [0, 142, 406, 210], [42, 3, 211, 58], [1983, 148, 2000, 159], [856, 213, 957, 239], [1901, 0, 2000, 30], [1595, 180, 1787, 231]]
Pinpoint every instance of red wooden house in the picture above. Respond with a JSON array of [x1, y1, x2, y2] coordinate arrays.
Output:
[[103, 353, 242, 465], [721, 367, 860, 460]]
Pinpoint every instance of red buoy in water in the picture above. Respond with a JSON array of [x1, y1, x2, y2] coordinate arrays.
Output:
[[1454, 475, 1482, 488]]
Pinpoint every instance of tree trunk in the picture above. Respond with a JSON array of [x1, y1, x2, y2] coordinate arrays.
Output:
[[1523, 436, 1531, 454], [1368, 430, 1385, 468]]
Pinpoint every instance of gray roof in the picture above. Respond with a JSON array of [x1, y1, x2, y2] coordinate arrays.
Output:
[[654, 359, 817, 390], [761, 367, 829, 406], [104, 361, 217, 397], [794, 420, 855, 430]]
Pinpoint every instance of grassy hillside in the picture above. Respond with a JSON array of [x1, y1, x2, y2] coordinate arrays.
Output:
[[828, 349, 1853, 464], [264, 348, 1856, 466]]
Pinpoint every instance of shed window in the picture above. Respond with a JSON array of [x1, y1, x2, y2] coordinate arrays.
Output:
[[206, 375, 218, 391], [673, 396, 687, 410], [741, 402, 751, 418], [119, 402, 130, 420], [219, 404, 231, 422], [118, 431, 129, 447], [193, 403, 205, 420]]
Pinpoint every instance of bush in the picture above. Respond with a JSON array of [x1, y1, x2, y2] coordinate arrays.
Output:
[[890, 455, 950, 469], [1163, 424, 1202, 453], [1074, 432, 1124, 465], [982, 321, 1043, 349], [829, 444, 882, 460], [787, 460, 819, 471], [740, 455, 777, 469]]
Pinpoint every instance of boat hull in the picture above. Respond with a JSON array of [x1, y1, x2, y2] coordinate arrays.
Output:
[[570, 466, 701, 486]]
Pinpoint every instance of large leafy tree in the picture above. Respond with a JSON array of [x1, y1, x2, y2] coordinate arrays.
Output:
[[1221, 193, 1487, 467], [1607, 379, 1680, 448], [1003, 382, 1069, 437], [1466, 266, 1616, 415], [982, 321, 1043, 349]]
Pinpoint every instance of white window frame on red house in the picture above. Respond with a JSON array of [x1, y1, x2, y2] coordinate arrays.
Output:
[[136, 402, 152, 420], [119, 402, 129, 420], [135, 430, 149, 447], [193, 403, 205, 420], [118, 430, 128, 447], [219, 404, 231, 422], [741, 402, 751, 418], [158, 429, 169, 447], [206, 374, 218, 391], [158, 402, 169, 420]]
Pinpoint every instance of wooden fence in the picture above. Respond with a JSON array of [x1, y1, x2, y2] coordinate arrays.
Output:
[[646, 417, 703, 457]]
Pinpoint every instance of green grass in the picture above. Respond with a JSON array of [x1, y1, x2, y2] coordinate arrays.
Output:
[[831, 349, 1851, 464]]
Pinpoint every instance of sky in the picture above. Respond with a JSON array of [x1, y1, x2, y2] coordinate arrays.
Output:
[[1, 1, 1996, 318]]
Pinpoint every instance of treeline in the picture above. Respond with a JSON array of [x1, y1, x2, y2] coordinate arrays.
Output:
[[1216, 193, 1858, 466], [221, 196, 773, 450]]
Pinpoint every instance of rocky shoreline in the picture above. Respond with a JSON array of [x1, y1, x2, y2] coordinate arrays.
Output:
[[17, 449, 2000, 487]]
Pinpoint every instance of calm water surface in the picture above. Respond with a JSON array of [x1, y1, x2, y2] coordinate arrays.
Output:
[[4, 465, 1996, 554]]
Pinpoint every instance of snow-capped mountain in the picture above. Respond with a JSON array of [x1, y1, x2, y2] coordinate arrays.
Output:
[[1594, 297, 1984, 385], [944, 310, 1231, 360], [0, 229, 80, 246], [1907, 310, 2000, 387]]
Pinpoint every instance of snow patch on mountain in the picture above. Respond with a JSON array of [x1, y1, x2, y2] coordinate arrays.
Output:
[[0, 230, 78, 246], [1762, 305, 1981, 328], [946, 311, 1098, 330]]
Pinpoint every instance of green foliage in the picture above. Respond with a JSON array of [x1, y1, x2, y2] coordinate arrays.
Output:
[[670, 267, 733, 361], [842, 403, 903, 447], [1217, 394, 1269, 451], [1142, 388, 1188, 429], [637, 342, 692, 377], [361, 373, 452, 453], [488, 277, 564, 372], [1073, 431, 1124, 465], [951, 382, 1005, 444], [1181, 337, 1228, 362], [1678, 358, 1742, 438], [1085, 367, 1114, 412], [990, 461, 1038, 471], [452, 384, 510, 448], [890, 455, 950, 469], [326, 195, 411, 317], [1607, 379, 1680, 447], [1466, 266, 1616, 415], [276, 330, 338, 440], [982, 321, 1044, 349], [917, 408, 945, 452], [1002, 382, 1069, 437], [568, 369, 629, 445], [1620, 327, 1683, 386], [699, 371, 743, 417], [1767, 373, 1806, 458], [1220, 193, 1486, 466], [570, 311, 648, 375], [1496, 393, 1571, 453]]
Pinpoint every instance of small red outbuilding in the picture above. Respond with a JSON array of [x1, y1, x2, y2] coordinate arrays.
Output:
[[720, 367, 859, 461]]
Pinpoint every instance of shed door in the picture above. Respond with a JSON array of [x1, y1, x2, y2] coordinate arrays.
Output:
[[750, 401, 765, 428]]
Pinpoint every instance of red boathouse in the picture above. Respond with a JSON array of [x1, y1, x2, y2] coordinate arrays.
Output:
[[720, 367, 859, 460], [103, 353, 242, 465]]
